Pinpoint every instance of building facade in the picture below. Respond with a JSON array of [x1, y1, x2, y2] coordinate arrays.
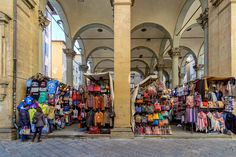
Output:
[[0, 0, 236, 139]]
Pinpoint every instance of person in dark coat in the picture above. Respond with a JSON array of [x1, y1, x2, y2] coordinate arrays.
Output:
[[32, 107, 45, 142], [18, 103, 30, 142]]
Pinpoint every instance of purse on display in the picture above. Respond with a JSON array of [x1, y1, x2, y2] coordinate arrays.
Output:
[[154, 103, 161, 111], [88, 126, 100, 134], [135, 114, 142, 123], [216, 101, 224, 108], [163, 118, 169, 125], [141, 116, 148, 123], [147, 114, 153, 122], [208, 101, 214, 108], [147, 105, 154, 114], [137, 126, 144, 135], [202, 101, 208, 108], [153, 119, 159, 126], [153, 113, 159, 120], [153, 126, 160, 135], [136, 99, 144, 104], [144, 92, 149, 98], [141, 105, 147, 113], [161, 105, 166, 111], [93, 85, 101, 92], [158, 120, 164, 127], [135, 106, 142, 113], [87, 85, 94, 92], [158, 113, 164, 120], [145, 126, 153, 135]]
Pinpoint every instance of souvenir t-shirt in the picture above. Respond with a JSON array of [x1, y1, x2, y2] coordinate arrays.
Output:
[[24, 96, 34, 105], [38, 92, 47, 104], [26, 79, 32, 95], [47, 80, 58, 94], [39, 80, 47, 92], [30, 80, 39, 100]]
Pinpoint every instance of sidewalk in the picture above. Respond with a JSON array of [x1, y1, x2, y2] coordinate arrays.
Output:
[[46, 124, 236, 139]]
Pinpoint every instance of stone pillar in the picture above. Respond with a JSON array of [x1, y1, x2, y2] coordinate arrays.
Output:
[[112, 0, 132, 137], [197, 8, 208, 76], [0, 11, 14, 140], [157, 63, 165, 82], [168, 48, 180, 88], [63, 49, 76, 86], [80, 64, 88, 85], [194, 64, 203, 79]]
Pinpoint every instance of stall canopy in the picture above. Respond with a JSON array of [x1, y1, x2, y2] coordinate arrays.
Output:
[[84, 72, 114, 108]]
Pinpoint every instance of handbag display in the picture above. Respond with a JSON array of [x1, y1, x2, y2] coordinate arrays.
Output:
[[137, 126, 144, 135], [93, 85, 101, 92], [216, 101, 224, 108], [136, 99, 144, 104], [88, 126, 100, 134], [141, 105, 147, 113], [141, 116, 148, 123], [145, 126, 152, 135], [147, 114, 153, 122], [158, 120, 164, 127], [163, 118, 169, 125], [147, 105, 154, 113], [87, 85, 94, 92], [153, 126, 160, 135], [135, 114, 142, 123], [144, 92, 149, 98]]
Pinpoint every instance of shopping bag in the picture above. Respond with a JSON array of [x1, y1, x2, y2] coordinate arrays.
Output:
[[22, 126, 30, 135]]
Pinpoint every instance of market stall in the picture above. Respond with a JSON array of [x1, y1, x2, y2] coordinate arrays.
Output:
[[83, 72, 115, 134], [131, 75, 173, 136], [171, 76, 236, 134]]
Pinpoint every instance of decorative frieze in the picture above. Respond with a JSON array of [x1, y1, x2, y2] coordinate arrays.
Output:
[[196, 8, 208, 29], [22, 0, 37, 9], [38, 10, 50, 30], [210, 0, 223, 7]]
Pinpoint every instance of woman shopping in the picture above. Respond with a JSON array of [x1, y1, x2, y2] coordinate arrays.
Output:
[[32, 107, 45, 142]]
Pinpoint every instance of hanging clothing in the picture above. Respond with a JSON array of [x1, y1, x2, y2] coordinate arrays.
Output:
[[38, 92, 47, 104], [28, 108, 36, 123], [196, 111, 208, 132], [31, 80, 40, 100], [39, 80, 47, 92], [47, 80, 58, 94]]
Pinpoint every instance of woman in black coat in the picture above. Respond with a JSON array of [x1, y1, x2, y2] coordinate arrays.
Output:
[[18, 103, 30, 142]]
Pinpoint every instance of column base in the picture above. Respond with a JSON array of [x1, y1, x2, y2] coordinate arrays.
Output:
[[0, 127, 17, 140], [111, 127, 134, 139]]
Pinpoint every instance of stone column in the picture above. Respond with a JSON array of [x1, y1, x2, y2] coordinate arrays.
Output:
[[79, 64, 88, 85], [194, 64, 203, 79], [168, 48, 180, 88], [197, 8, 208, 76], [63, 49, 76, 86], [157, 63, 165, 82], [113, 0, 132, 134], [38, 10, 50, 73]]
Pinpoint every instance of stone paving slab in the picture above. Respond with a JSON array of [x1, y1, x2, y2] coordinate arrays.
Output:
[[0, 138, 236, 157]]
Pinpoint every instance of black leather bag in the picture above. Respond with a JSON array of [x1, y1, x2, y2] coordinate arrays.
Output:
[[100, 128, 111, 134]]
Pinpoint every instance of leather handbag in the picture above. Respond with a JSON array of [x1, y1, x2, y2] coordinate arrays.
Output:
[[136, 99, 144, 104], [135, 106, 142, 113], [154, 103, 161, 111], [88, 126, 100, 134], [147, 114, 153, 122], [144, 92, 149, 98], [158, 120, 164, 127], [100, 128, 111, 134], [135, 114, 142, 123], [87, 85, 94, 92], [93, 85, 101, 92], [145, 126, 153, 135]]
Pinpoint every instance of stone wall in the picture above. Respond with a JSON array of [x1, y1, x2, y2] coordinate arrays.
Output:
[[208, 0, 236, 77], [0, 0, 41, 140]]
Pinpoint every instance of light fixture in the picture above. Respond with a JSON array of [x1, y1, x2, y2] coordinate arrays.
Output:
[[141, 28, 147, 32], [97, 28, 103, 32], [186, 28, 192, 31]]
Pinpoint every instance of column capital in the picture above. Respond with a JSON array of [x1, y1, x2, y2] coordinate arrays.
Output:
[[196, 8, 208, 29], [168, 48, 181, 58], [193, 64, 204, 71], [0, 11, 11, 24], [80, 64, 88, 72], [38, 10, 50, 30], [63, 48, 76, 59], [210, 0, 223, 7], [111, 0, 135, 6]]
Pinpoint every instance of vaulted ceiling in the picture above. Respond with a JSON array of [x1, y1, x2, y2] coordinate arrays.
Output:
[[47, 0, 206, 76]]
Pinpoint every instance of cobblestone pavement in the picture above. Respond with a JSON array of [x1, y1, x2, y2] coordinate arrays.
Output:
[[0, 138, 236, 157]]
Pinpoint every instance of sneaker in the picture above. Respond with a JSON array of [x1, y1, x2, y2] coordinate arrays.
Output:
[[37, 139, 42, 143]]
